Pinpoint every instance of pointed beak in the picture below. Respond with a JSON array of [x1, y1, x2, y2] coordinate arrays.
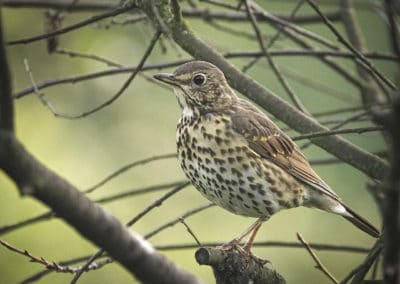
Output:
[[153, 73, 178, 86]]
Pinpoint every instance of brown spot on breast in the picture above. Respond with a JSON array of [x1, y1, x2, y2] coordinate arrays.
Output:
[[247, 192, 255, 198], [231, 167, 243, 178], [278, 200, 291, 208], [266, 206, 274, 215], [215, 136, 223, 145], [266, 177, 276, 186], [236, 156, 243, 162], [213, 158, 225, 165], [247, 176, 255, 182]]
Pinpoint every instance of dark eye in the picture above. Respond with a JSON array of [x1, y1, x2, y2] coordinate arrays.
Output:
[[193, 74, 206, 86]]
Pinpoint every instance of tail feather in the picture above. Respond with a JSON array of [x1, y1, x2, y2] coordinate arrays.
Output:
[[342, 203, 380, 238]]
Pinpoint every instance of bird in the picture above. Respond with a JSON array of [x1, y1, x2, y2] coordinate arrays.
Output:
[[153, 60, 380, 253]]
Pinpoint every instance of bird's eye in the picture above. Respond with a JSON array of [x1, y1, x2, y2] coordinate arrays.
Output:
[[192, 74, 206, 86]]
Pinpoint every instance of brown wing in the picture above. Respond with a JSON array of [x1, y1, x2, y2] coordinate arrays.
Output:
[[231, 99, 339, 200]]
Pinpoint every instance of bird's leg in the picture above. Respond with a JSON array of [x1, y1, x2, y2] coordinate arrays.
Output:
[[218, 217, 265, 252], [242, 219, 263, 254]]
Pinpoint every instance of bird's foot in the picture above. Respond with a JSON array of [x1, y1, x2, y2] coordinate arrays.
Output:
[[216, 240, 269, 265], [216, 238, 241, 251]]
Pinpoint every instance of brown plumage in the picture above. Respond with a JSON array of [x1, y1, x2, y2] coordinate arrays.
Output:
[[154, 61, 380, 252]]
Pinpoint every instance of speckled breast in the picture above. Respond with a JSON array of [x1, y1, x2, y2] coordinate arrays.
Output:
[[176, 112, 305, 218]]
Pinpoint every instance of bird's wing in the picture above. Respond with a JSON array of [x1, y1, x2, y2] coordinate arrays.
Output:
[[230, 99, 339, 200]]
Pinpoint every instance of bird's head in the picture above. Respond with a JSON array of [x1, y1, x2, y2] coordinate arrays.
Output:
[[154, 61, 237, 113]]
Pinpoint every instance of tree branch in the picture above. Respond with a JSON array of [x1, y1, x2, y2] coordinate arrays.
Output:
[[0, 10, 14, 132], [381, 95, 400, 283], [7, 4, 136, 45], [0, 9, 201, 283], [0, 133, 201, 283], [195, 247, 286, 284]]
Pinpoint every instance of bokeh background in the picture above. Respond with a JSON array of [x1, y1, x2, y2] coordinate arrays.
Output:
[[0, 0, 393, 283]]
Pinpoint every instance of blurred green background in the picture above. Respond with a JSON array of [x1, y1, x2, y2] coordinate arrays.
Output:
[[0, 1, 393, 283]]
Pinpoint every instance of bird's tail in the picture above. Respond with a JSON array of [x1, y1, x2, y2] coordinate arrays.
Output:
[[341, 203, 380, 238]]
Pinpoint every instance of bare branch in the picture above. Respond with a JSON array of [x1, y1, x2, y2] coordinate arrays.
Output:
[[306, 0, 396, 91], [243, 0, 309, 114], [384, 0, 400, 63], [292, 126, 384, 141], [0, 10, 14, 132], [0, 134, 201, 283], [84, 153, 176, 193], [381, 96, 400, 283], [0, 239, 112, 274], [50, 31, 160, 119], [145, 203, 215, 239], [1, 1, 341, 24], [0, 0, 118, 11], [72, 182, 191, 282], [340, 0, 389, 107], [195, 247, 286, 284], [157, 241, 371, 254], [297, 233, 339, 284], [340, 238, 383, 284], [7, 5, 136, 45], [179, 218, 202, 247], [13, 50, 398, 100]]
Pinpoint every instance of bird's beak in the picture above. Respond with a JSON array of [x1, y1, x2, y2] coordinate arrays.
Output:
[[153, 73, 178, 86]]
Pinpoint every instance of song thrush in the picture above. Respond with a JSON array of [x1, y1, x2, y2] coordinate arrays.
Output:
[[154, 61, 380, 252]]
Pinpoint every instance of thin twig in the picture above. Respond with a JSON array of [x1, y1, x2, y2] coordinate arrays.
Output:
[[23, 58, 67, 117], [0, 239, 111, 274], [155, 241, 371, 253], [384, 0, 400, 63], [13, 49, 398, 100], [72, 182, 191, 282], [94, 181, 187, 204], [8, 5, 135, 45], [55, 48, 123, 67], [340, 238, 383, 284], [0, 180, 185, 236], [54, 30, 161, 119], [242, 0, 305, 72], [0, 9, 14, 132], [0, 211, 54, 236], [297, 233, 339, 284], [299, 111, 370, 149], [126, 182, 191, 227], [279, 66, 358, 104], [84, 153, 176, 193], [179, 218, 202, 247], [145, 203, 214, 239], [293, 126, 384, 141], [20, 239, 371, 283], [244, 0, 309, 114], [306, 0, 396, 90]]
